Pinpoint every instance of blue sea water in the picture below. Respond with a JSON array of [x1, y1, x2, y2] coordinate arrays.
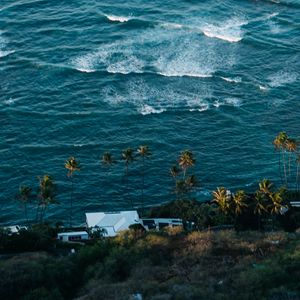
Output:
[[0, 0, 299, 225]]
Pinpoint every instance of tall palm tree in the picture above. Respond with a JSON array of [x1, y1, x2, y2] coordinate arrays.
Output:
[[232, 190, 248, 216], [178, 150, 196, 179], [212, 187, 231, 215], [185, 175, 198, 197], [285, 138, 297, 179], [253, 191, 268, 230], [137, 145, 151, 213], [170, 165, 181, 200], [273, 132, 288, 185], [268, 188, 287, 229], [296, 154, 300, 191], [65, 157, 80, 227], [37, 175, 56, 223], [121, 148, 134, 208], [17, 185, 32, 225]]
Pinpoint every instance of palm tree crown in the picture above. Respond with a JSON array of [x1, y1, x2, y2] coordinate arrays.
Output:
[[102, 152, 114, 166], [65, 157, 80, 177], [137, 145, 151, 158], [122, 148, 134, 166], [212, 187, 231, 215], [178, 150, 196, 178]]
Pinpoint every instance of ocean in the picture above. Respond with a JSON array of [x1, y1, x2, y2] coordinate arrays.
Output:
[[0, 0, 299, 225]]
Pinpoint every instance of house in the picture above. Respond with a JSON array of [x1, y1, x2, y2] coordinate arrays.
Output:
[[290, 201, 300, 208], [57, 231, 89, 242], [85, 210, 140, 237], [141, 218, 183, 230]]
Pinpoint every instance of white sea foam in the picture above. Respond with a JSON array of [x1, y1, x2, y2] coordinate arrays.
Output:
[[224, 98, 242, 107], [268, 71, 297, 87], [139, 104, 165, 115], [161, 23, 184, 30], [220, 76, 242, 83], [106, 56, 144, 74], [72, 53, 97, 73], [105, 15, 131, 23], [212, 98, 241, 108]]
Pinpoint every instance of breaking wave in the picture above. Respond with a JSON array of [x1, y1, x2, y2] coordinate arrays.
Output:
[[201, 18, 247, 43], [105, 15, 131, 23], [139, 105, 165, 115], [0, 31, 14, 58]]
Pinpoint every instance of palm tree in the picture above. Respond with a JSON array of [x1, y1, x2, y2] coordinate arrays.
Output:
[[212, 187, 231, 215], [232, 190, 248, 216], [296, 155, 300, 191], [170, 165, 181, 200], [65, 157, 80, 227], [178, 150, 196, 179], [268, 188, 287, 215], [268, 188, 287, 229], [273, 132, 288, 185], [137, 145, 151, 213], [258, 179, 273, 195], [285, 138, 297, 179], [185, 175, 198, 197], [121, 148, 135, 208], [37, 175, 56, 223], [253, 191, 268, 230], [17, 185, 32, 225]]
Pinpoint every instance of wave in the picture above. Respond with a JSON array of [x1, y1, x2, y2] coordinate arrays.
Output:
[[158, 72, 212, 78], [0, 50, 14, 58], [202, 30, 242, 43], [105, 14, 131, 23], [259, 85, 268, 91], [200, 17, 248, 43], [189, 103, 210, 112], [139, 105, 165, 115], [220, 76, 242, 83]]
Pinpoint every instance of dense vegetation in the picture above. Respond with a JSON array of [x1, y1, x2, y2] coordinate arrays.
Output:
[[0, 228, 299, 300]]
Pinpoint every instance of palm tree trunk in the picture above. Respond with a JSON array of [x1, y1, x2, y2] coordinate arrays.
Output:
[[25, 203, 29, 226], [69, 178, 73, 227], [35, 204, 40, 223], [296, 164, 299, 191], [141, 157, 145, 215], [278, 152, 283, 184], [282, 151, 288, 186]]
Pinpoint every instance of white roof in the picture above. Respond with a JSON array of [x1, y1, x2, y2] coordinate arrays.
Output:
[[86, 210, 140, 237], [57, 231, 88, 237]]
